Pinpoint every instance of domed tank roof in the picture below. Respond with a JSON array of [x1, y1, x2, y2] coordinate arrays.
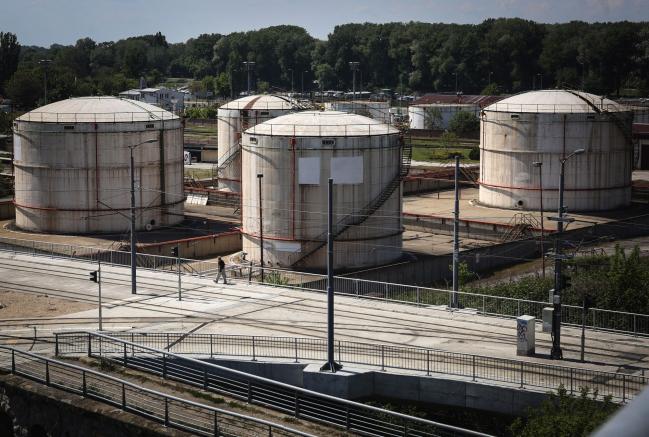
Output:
[[246, 110, 399, 137], [484, 90, 629, 113], [17, 96, 178, 123], [220, 94, 300, 111]]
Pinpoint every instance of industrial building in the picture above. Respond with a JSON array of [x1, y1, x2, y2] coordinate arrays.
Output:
[[409, 103, 479, 130], [478, 90, 634, 211], [324, 100, 390, 123], [13, 97, 184, 234], [216, 95, 304, 192], [240, 110, 404, 270]]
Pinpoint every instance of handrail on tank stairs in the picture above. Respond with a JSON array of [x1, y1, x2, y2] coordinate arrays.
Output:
[[291, 135, 412, 268]]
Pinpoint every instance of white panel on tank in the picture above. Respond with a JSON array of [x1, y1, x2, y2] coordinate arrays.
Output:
[[298, 157, 320, 184], [272, 241, 302, 253], [331, 156, 363, 184], [13, 136, 21, 161]]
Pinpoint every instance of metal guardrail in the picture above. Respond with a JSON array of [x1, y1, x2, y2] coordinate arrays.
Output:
[[64, 332, 646, 404], [54, 332, 491, 437], [0, 345, 315, 437], [2, 235, 649, 337]]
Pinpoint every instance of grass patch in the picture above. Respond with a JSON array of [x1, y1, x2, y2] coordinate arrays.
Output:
[[185, 168, 214, 179], [411, 146, 477, 163], [186, 388, 225, 404]]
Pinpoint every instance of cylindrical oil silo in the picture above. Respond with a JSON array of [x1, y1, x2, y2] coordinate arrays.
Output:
[[479, 90, 633, 211], [408, 103, 479, 130], [217, 95, 302, 192], [241, 111, 404, 270], [13, 96, 183, 233], [324, 101, 390, 123]]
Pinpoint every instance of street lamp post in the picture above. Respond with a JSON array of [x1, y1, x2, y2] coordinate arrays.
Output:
[[454, 72, 458, 94], [128, 138, 158, 295], [550, 148, 585, 360], [257, 173, 264, 282], [488, 71, 493, 87], [288, 68, 294, 94], [243, 61, 256, 95], [301, 70, 308, 96], [348, 62, 360, 101], [38, 59, 52, 105], [532, 162, 545, 279]]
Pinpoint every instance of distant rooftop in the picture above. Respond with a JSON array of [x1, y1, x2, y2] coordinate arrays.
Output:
[[411, 93, 505, 107]]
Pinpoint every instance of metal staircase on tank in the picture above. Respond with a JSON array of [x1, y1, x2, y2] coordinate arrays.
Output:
[[500, 213, 542, 242], [564, 90, 633, 147], [291, 138, 412, 268]]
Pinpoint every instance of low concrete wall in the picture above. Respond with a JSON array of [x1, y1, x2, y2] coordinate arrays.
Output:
[[0, 200, 14, 220], [138, 231, 242, 259], [345, 238, 540, 286], [200, 359, 546, 416], [0, 373, 189, 437], [403, 212, 541, 242]]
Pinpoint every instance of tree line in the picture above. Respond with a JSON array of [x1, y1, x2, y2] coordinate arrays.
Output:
[[1, 18, 648, 109]]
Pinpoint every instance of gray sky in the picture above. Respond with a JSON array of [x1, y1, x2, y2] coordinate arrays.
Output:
[[2, 0, 648, 46]]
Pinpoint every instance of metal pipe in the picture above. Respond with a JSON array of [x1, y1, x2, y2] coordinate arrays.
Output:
[[257, 173, 264, 282], [452, 155, 460, 309], [322, 178, 341, 372], [130, 147, 137, 295], [98, 260, 102, 331]]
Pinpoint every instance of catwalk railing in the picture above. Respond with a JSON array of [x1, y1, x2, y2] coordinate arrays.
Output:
[[0, 346, 315, 437], [54, 332, 490, 437], [56, 332, 646, 404], [2, 235, 649, 337]]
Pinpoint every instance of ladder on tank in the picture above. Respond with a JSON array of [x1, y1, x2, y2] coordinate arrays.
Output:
[[291, 138, 412, 268]]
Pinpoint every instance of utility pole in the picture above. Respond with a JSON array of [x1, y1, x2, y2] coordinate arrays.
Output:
[[38, 59, 51, 105], [451, 155, 460, 309], [89, 263, 102, 331], [129, 147, 137, 295], [243, 61, 256, 95], [288, 68, 294, 94], [533, 162, 545, 279], [321, 178, 341, 372], [301, 70, 308, 96], [550, 148, 584, 359], [257, 173, 264, 282], [349, 61, 360, 104], [128, 138, 157, 295], [172, 246, 181, 301]]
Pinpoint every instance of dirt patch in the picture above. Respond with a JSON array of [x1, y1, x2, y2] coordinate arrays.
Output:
[[0, 290, 94, 319]]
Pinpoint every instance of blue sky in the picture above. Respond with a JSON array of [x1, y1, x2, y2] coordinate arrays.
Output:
[[2, 0, 648, 46]]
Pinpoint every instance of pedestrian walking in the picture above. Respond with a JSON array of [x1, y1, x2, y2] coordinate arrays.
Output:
[[215, 256, 228, 284]]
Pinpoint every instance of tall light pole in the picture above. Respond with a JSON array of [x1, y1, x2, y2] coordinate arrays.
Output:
[[454, 72, 458, 94], [128, 138, 158, 295], [257, 173, 264, 282], [288, 68, 294, 94], [301, 70, 308, 96], [532, 162, 545, 279], [451, 155, 460, 308], [348, 62, 360, 101], [321, 178, 341, 372], [488, 71, 493, 87], [537, 73, 543, 90], [550, 148, 585, 359], [243, 61, 256, 95], [38, 59, 52, 105]]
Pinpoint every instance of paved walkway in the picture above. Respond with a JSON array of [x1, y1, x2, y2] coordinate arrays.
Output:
[[1, 250, 648, 376]]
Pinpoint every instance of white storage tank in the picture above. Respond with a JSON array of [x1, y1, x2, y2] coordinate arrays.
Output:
[[217, 95, 302, 192], [408, 103, 479, 130], [13, 97, 183, 233], [241, 111, 404, 270], [324, 101, 390, 123], [479, 90, 634, 211]]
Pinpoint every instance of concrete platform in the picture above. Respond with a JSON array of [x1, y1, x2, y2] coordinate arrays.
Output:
[[1, 250, 648, 377]]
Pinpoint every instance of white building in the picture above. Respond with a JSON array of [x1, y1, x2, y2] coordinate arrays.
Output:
[[119, 87, 185, 112]]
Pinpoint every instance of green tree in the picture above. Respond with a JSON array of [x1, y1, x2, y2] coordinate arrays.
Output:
[[448, 111, 479, 137], [0, 32, 21, 93], [511, 386, 618, 437], [5, 68, 41, 108]]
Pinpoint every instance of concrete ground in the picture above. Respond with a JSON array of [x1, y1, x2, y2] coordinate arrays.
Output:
[[403, 187, 649, 232], [1, 250, 648, 377]]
